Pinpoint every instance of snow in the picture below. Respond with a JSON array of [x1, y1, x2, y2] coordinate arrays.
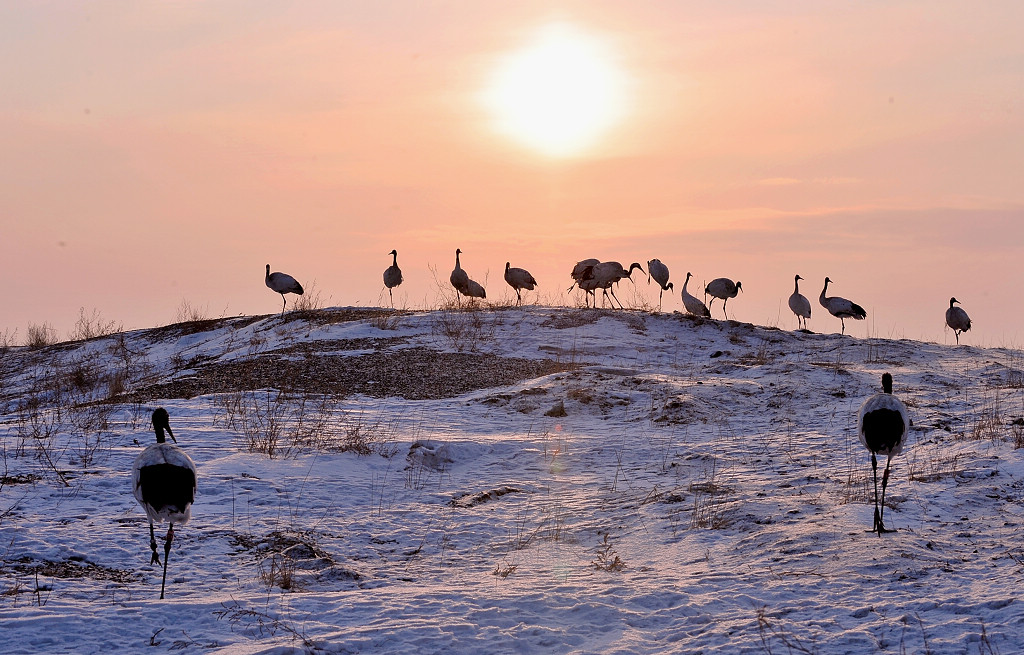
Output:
[[2, 306, 1023, 653]]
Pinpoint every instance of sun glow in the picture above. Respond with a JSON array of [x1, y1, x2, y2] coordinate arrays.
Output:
[[483, 23, 628, 158]]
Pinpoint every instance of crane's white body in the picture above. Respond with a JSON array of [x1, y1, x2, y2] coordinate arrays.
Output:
[[504, 262, 537, 305], [647, 259, 672, 310], [570, 259, 600, 286], [819, 277, 866, 334], [858, 393, 908, 458], [464, 278, 487, 300], [450, 249, 486, 301], [383, 250, 403, 306], [788, 275, 811, 330], [704, 278, 742, 319], [590, 262, 644, 309], [265, 264, 304, 314], [133, 444, 197, 525], [945, 297, 971, 344], [450, 249, 469, 294], [568, 259, 600, 306], [681, 272, 711, 317]]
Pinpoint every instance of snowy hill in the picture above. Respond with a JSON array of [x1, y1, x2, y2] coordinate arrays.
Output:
[[1, 306, 1023, 654]]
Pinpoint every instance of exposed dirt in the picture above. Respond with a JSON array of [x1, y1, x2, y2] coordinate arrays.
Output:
[[125, 347, 575, 401]]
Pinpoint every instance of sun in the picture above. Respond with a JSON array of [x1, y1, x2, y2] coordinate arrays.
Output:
[[482, 22, 628, 158]]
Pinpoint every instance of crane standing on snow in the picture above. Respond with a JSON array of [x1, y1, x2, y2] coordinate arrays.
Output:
[[504, 262, 538, 306], [383, 250, 403, 307], [132, 408, 197, 599], [857, 373, 908, 535], [450, 249, 486, 303], [681, 272, 711, 318], [705, 277, 742, 319], [819, 277, 866, 334], [647, 259, 673, 311], [945, 297, 971, 344], [265, 264, 304, 315], [789, 274, 811, 330]]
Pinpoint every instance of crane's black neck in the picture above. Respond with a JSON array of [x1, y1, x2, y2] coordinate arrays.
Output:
[[152, 407, 174, 443]]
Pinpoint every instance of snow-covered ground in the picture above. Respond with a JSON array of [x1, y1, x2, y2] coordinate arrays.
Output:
[[1, 306, 1023, 654]]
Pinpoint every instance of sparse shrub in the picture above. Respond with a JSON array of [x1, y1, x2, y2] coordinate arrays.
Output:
[[371, 310, 404, 331], [175, 299, 209, 323], [1012, 420, 1024, 449], [15, 400, 70, 486], [214, 386, 396, 459], [0, 327, 18, 356], [335, 410, 399, 456], [25, 323, 56, 349], [591, 533, 625, 572], [215, 602, 314, 647], [688, 457, 729, 529], [906, 448, 963, 482], [223, 389, 291, 458], [291, 279, 327, 313], [430, 307, 499, 353], [69, 308, 120, 341], [257, 553, 297, 591], [689, 488, 728, 529]]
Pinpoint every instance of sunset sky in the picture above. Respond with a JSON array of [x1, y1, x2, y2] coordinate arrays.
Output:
[[2, 1, 1022, 345]]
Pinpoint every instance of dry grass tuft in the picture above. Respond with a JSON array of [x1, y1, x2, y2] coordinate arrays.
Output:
[[25, 323, 57, 349], [591, 533, 625, 572], [430, 306, 502, 353], [68, 308, 121, 342]]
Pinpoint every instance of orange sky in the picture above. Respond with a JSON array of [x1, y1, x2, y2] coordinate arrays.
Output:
[[2, 2, 1023, 344]]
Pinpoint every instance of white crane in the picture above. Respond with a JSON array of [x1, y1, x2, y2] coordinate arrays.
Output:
[[819, 277, 866, 334], [265, 264, 304, 315], [945, 297, 971, 344], [681, 272, 711, 317], [857, 373, 908, 535], [504, 262, 537, 305], [705, 278, 742, 319], [383, 250, 403, 307], [647, 259, 673, 310], [132, 408, 197, 599], [568, 258, 600, 307], [450, 249, 485, 302], [788, 274, 811, 330], [464, 278, 487, 300], [592, 261, 644, 309]]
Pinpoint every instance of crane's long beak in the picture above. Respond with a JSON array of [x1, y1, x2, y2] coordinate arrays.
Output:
[[166, 425, 176, 443]]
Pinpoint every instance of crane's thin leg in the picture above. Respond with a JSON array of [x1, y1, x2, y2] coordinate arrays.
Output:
[[877, 455, 896, 534], [160, 523, 174, 599], [841, 318, 846, 335], [516, 290, 522, 306], [609, 287, 624, 310], [280, 294, 287, 316], [388, 288, 394, 308], [870, 453, 881, 535], [723, 299, 729, 320], [149, 521, 160, 565], [658, 288, 664, 311]]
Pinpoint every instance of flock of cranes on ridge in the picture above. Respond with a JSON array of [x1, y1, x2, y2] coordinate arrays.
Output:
[[267, 249, 974, 343], [121, 252, 948, 598], [133, 375, 911, 597]]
